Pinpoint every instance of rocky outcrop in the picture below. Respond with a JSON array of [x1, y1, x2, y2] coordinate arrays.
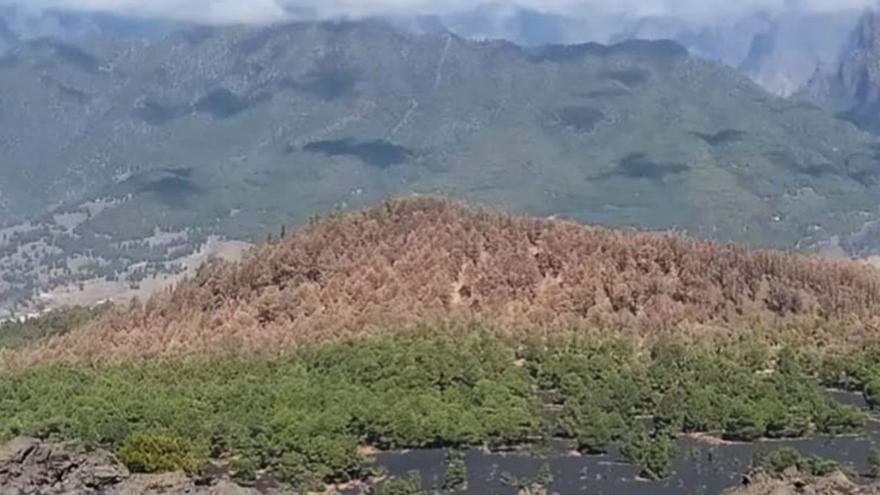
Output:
[[0, 436, 127, 494], [839, 11, 880, 106], [806, 9, 880, 133], [725, 472, 880, 495], [0, 437, 264, 495]]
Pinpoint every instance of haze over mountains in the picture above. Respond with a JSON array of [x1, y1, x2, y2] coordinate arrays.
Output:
[[2, 2, 877, 96], [805, 10, 880, 134], [415, 4, 865, 97]]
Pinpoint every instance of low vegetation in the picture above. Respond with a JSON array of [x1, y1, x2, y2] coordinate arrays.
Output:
[[118, 432, 202, 474], [441, 451, 467, 492], [751, 447, 847, 477], [869, 450, 880, 479], [373, 472, 424, 495], [1, 331, 878, 489], [620, 425, 678, 480]]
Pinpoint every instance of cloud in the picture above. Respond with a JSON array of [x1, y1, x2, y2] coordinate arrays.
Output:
[[0, 0, 286, 24], [0, 0, 877, 25]]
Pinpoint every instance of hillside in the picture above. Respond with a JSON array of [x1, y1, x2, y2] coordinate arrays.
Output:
[[2, 20, 880, 314], [4, 198, 880, 492], [10, 197, 880, 365]]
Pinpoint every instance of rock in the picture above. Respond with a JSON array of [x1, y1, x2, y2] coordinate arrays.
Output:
[[807, 9, 880, 133], [0, 436, 131, 494], [0, 436, 39, 465], [209, 480, 263, 495], [113, 472, 205, 494], [781, 466, 799, 478], [725, 471, 880, 495], [0, 437, 270, 495], [768, 486, 795, 495], [826, 471, 851, 485]]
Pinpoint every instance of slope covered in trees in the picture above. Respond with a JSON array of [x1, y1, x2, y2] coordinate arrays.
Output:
[[3, 19, 880, 315], [10, 197, 880, 365]]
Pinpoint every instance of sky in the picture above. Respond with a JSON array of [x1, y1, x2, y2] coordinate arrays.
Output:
[[1, 0, 878, 25]]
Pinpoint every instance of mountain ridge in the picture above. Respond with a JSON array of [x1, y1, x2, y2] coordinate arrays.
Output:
[[1, 20, 880, 314]]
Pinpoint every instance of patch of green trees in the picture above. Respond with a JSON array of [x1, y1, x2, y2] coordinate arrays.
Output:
[[0, 305, 102, 349], [0, 337, 541, 489], [0, 333, 877, 489], [532, 341, 865, 453]]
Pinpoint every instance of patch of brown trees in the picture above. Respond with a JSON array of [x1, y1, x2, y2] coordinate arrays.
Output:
[[11, 197, 880, 365]]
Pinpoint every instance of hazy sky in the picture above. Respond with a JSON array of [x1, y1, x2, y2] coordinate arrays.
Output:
[[1, 0, 877, 24]]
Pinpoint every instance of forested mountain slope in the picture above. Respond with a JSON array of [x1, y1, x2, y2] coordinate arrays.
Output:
[[2, 21, 880, 312]]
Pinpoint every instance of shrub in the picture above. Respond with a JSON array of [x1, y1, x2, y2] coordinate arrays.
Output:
[[815, 404, 865, 435], [863, 375, 880, 410], [272, 451, 322, 490], [535, 462, 553, 488], [498, 462, 554, 492], [752, 447, 801, 475], [118, 433, 202, 473], [681, 387, 724, 432], [558, 399, 626, 454], [763, 406, 811, 439], [442, 450, 467, 492], [818, 355, 868, 391], [373, 471, 424, 495], [229, 456, 259, 486], [723, 403, 766, 442], [753, 447, 847, 477], [621, 426, 677, 480], [868, 450, 880, 479]]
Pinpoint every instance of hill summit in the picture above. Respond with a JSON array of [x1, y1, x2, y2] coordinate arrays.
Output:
[[12, 197, 880, 364]]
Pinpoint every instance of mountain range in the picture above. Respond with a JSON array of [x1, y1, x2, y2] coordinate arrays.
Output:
[[0, 4, 874, 97], [381, 4, 867, 98], [1, 16, 880, 313]]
